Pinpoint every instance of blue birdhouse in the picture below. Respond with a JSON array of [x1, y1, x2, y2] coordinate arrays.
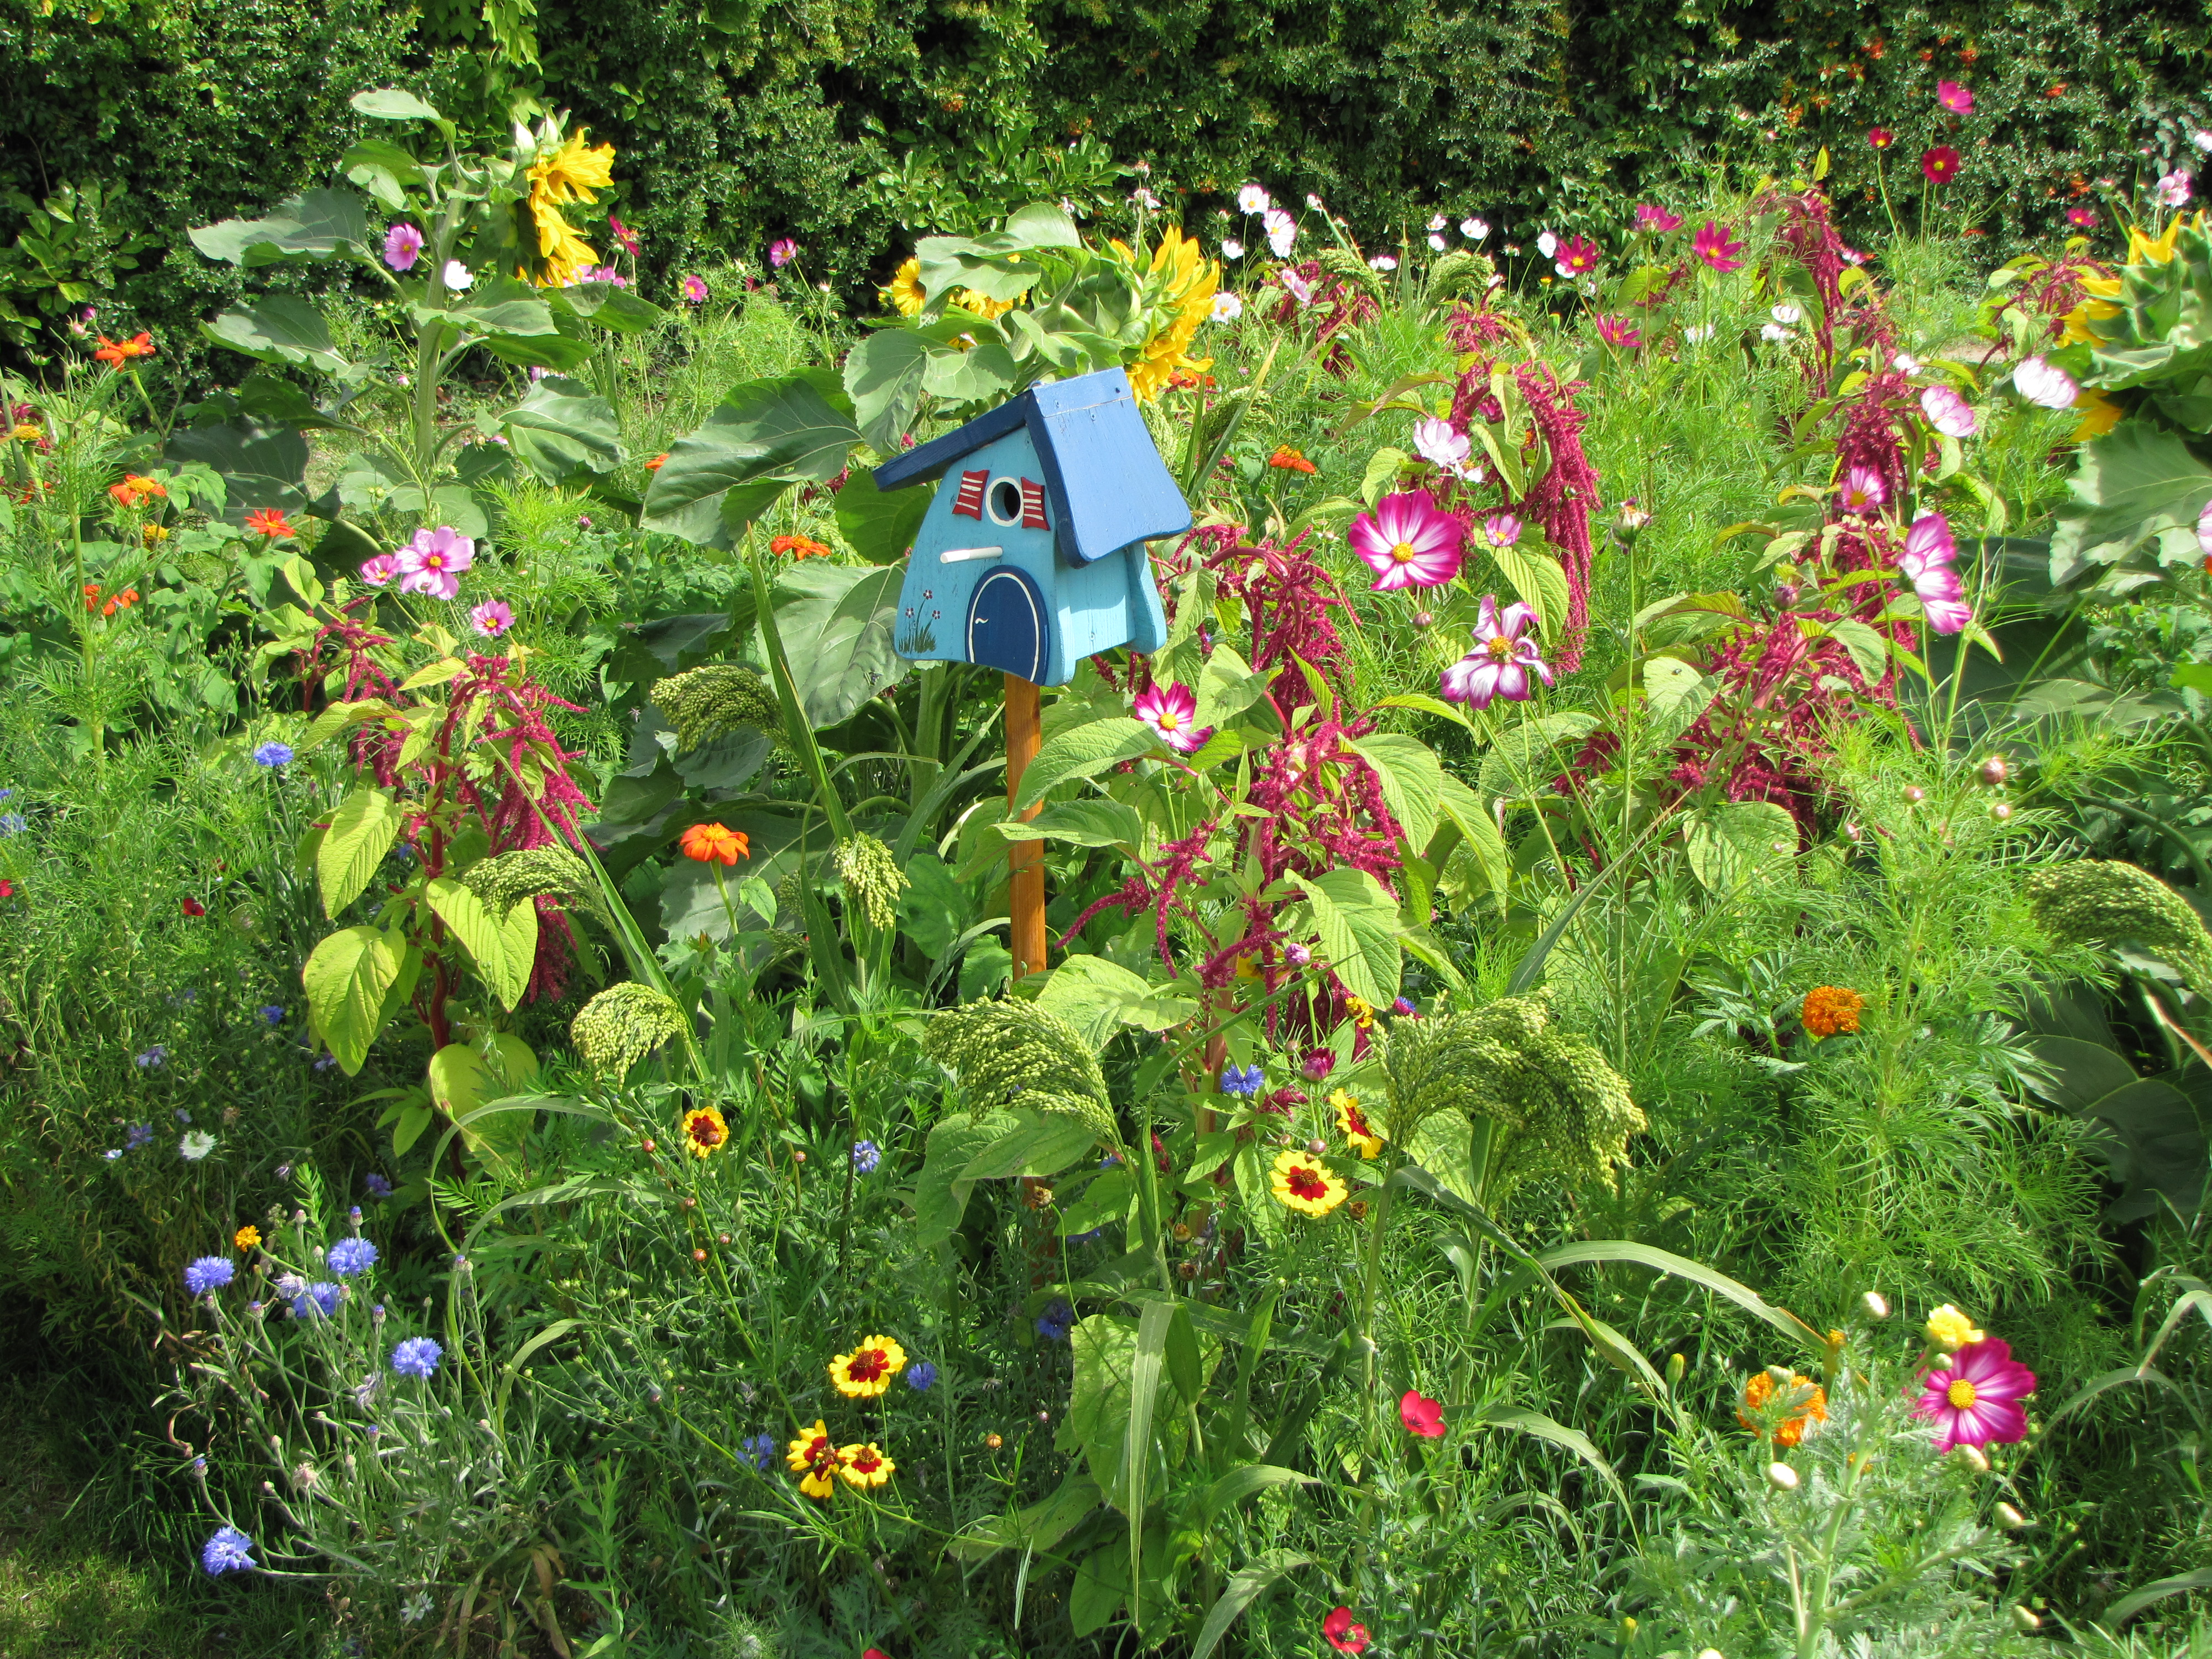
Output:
[[871, 366, 1191, 687]]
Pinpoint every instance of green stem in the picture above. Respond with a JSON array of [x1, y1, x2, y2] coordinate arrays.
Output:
[[744, 543, 852, 842]]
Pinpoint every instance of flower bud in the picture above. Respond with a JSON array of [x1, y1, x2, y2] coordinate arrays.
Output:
[[1666, 1352, 1686, 1386], [1931, 1351, 1954, 1370], [640, 1139, 655, 1153], [1990, 801, 2012, 822], [1955, 1444, 1990, 1474], [1902, 786, 1924, 804], [1766, 1363, 1794, 1385], [1412, 611, 1435, 629], [1307, 1138, 1328, 1157], [1995, 1502, 2028, 1530], [1695, 1650, 1725, 1659], [1979, 755, 2008, 786], [2010, 1606, 2041, 1633], [1766, 1462, 1799, 1492], [1861, 1290, 1889, 1319]]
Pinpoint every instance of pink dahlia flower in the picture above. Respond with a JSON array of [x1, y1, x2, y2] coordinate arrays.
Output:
[[1912, 1337, 2034, 1451], [1350, 491, 1463, 591], [1133, 682, 1212, 755], [1693, 221, 1745, 273], [395, 526, 474, 600], [383, 223, 423, 273], [358, 552, 399, 587], [1936, 79, 1974, 114], [1634, 204, 1682, 233], [1441, 596, 1553, 709], [1919, 384, 1978, 437], [1837, 466, 1887, 514], [1901, 512, 1971, 635], [469, 599, 515, 637]]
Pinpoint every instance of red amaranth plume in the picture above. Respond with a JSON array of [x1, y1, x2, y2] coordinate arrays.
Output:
[[1509, 362, 1600, 672], [1759, 187, 1848, 388], [1266, 259, 1379, 377], [1834, 369, 1914, 508]]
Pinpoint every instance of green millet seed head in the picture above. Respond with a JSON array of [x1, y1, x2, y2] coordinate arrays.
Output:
[[465, 843, 599, 921], [922, 999, 1117, 1143], [570, 982, 688, 1078], [834, 834, 908, 930], [650, 664, 781, 752], [2028, 860, 2212, 986]]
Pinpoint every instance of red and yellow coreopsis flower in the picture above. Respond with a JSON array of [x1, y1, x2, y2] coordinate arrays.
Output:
[[785, 1420, 842, 1499], [829, 1335, 907, 1399]]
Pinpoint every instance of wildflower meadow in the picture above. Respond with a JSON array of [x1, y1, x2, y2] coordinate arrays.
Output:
[[3, 24, 2212, 1659]]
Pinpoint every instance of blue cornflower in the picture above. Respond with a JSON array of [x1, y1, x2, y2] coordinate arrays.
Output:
[[0, 812, 24, 837], [1068, 1228, 1105, 1246], [184, 1256, 235, 1295], [290, 1281, 342, 1319], [391, 1336, 443, 1379], [252, 742, 294, 768], [1035, 1300, 1076, 1342], [905, 1361, 938, 1392], [364, 1172, 393, 1199], [1392, 995, 1418, 1016], [327, 1237, 378, 1277], [852, 1139, 881, 1175], [200, 1524, 255, 1575], [1219, 1062, 1265, 1097], [258, 1005, 286, 1026], [134, 1045, 168, 1070], [125, 1121, 153, 1150], [740, 1432, 777, 1470]]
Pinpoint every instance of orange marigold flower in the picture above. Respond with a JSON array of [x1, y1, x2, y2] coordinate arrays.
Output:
[[244, 507, 297, 540], [770, 534, 832, 560], [679, 821, 750, 865], [645, 452, 669, 472], [107, 473, 166, 507], [1801, 985, 1864, 1039], [1268, 445, 1317, 474], [1739, 1370, 1829, 1447], [93, 332, 156, 367]]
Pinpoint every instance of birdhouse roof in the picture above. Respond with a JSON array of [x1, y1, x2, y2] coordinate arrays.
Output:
[[872, 366, 1192, 567]]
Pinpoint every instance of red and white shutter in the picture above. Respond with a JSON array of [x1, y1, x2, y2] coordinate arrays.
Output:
[[1018, 477, 1049, 530], [951, 469, 989, 519]]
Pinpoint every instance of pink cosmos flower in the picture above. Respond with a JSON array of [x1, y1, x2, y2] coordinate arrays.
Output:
[[1837, 466, 1887, 514], [1412, 417, 1471, 475], [1441, 596, 1553, 708], [1263, 208, 1297, 258], [2065, 206, 2098, 230], [1912, 1337, 2034, 1451], [1867, 127, 1895, 150], [1400, 1389, 1446, 1438], [1922, 146, 1961, 185], [358, 552, 399, 587], [394, 526, 474, 600], [383, 223, 423, 273], [1279, 268, 1314, 306], [1936, 80, 1974, 114], [1693, 221, 1745, 273], [1474, 513, 1522, 553], [1350, 491, 1463, 590], [582, 265, 628, 287], [1919, 384, 1978, 438], [469, 599, 514, 637], [2014, 356, 2078, 410], [1554, 234, 1599, 275], [1634, 204, 1682, 232], [2198, 499, 2212, 557], [1133, 681, 1212, 755], [607, 215, 639, 256], [2157, 171, 2194, 207], [1900, 513, 1971, 634], [1594, 314, 1642, 350], [682, 274, 710, 305], [768, 238, 798, 268]]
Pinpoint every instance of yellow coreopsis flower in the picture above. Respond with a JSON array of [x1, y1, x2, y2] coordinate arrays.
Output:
[[1269, 1149, 1347, 1218], [786, 1420, 841, 1499], [1331, 1089, 1385, 1159], [885, 257, 925, 317], [838, 1442, 895, 1488], [828, 1334, 907, 1398]]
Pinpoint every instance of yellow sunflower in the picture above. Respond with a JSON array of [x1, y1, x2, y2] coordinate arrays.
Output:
[[2072, 389, 2123, 440], [2125, 210, 2200, 267], [828, 1334, 907, 1398], [786, 1419, 842, 1499], [1269, 1149, 1347, 1218], [885, 257, 925, 316], [528, 131, 617, 209], [1331, 1089, 1384, 1160], [1124, 226, 1219, 402], [837, 1442, 895, 1488], [953, 286, 1020, 320], [680, 1105, 729, 1159]]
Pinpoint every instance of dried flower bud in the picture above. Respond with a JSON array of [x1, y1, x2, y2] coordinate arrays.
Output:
[[1861, 1290, 1889, 1319], [1979, 755, 2008, 786], [640, 1139, 656, 1153], [1995, 1501, 2028, 1530], [1765, 1462, 1799, 1491], [1931, 1351, 1954, 1370], [1177, 1259, 1199, 1279], [692, 1248, 707, 1262], [2010, 1606, 2041, 1633], [792, 1150, 806, 1164]]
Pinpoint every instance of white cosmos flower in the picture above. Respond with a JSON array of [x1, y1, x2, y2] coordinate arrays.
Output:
[[1771, 304, 1803, 325], [1264, 208, 1296, 258], [1684, 324, 1715, 343], [441, 261, 473, 291], [1536, 231, 1559, 259], [1211, 291, 1243, 321], [1428, 233, 1448, 252], [1370, 254, 1399, 271], [1462, 217, 1489, 241], [2013, 355, 2078, 409], [181, 1131, 217, 1161], [1760, 321, 1794, 342], [1221, 238, 1244, 259], [1893, 352, 1923, 373], [1237, 184, 1271, 214], [1427, 213, 1448, 231]]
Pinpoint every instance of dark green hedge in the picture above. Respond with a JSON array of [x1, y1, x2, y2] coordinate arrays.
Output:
[[3, 0, 2206, 377]]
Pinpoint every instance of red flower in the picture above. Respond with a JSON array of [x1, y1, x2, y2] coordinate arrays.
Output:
[[769, 534, 832, 560], [1322, 1607, 1370, 1653], [1399, 1389, 1446, 1438], [1866, 126, 1895, 150], [0, 879, 15, 898], [863, 1651, 892, 1659], [243, 508, 296, 540], [1921, 147, 1961, 185], [2065, 206, 2098, 229], [180, 896, 206, 916]]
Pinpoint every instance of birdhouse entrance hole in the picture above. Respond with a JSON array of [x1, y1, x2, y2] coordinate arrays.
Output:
[[985, 478, 1024, 525]]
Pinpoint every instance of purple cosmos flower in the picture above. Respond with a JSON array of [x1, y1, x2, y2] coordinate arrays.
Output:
[[201, 1525, 255, 1575], [327, 1237, 378, 1277], [1441, 596, 1554, 709], [1133, 682, 1213, 755], [2199, 499, 2212, 557], [1919, 385, 1978, 438], [2014, 356, 2079, 410], [1936, 79, 1974, 114], [391, 1336, 443, 1378], [383, 224, 423, 273], [1693, 221, 1745, 273], [1594, 314, 1642, 350], [768, 238, 797, 268], [1634, 204, 1682, 232], [681, 274, 710, 305], [1912, 1337, 2034, 1451], [1901, 513, 1971, 634], [1412, 417, 1471, 475], [1837, 466, 1887, 514], [185, 1256, 234, 1295], [394, 526, 473, 599], [358, 552, 398, 587], [468, 599, 514, 638], [1350, 491, 1463, 591]]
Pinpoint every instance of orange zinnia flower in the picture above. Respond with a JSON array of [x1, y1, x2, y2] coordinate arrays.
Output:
[[679, 822, 750, 865], [1739, 1370, 1828, 1447], [770, 534, 831, 560], [93, 332, 156, 367], [1801, 985, 1864, 1039], [645, 452, 669, 472], [107, 473, 166, 507], [1268, 445, 1317, 474], [243, 508, 296, 540]]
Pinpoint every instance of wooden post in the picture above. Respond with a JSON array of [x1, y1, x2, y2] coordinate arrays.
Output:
[[1005, 673, 1047, 982]]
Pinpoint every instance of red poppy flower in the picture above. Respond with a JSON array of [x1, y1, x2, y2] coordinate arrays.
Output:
[[1866, 127, 1895, 150], [1399, 1389, 1446, 1438], [180, 896, 206, 916], [1322, 1607, 1370, 1654], [1922, 146, 1961, 184]]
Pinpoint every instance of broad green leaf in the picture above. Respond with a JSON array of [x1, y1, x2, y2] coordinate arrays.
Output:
[[1435, 775, 1509, 901], [202, 298, 348, 374], [843, 328, 933, 452], [1468, 1405, 1621, 1494], [1813, 616, 1891, 682], [164, 418, 327, 525], [502, 374, 622, 481], [1684, 800, 1797, 894], [425, 877, 526, 1009], [189, 189, 371, 266], [1534, 1239, 1823, 1349], [1015, 717, 1157, 812], [1062, 1312, 1141, 1507], [2100, 1568, 2212, 1628], [429, 1035, 541, 1159], [317, 786, 401, 918], [2048, 422, 2212, 580], [1346, 732, 1443, 849], [1478, 711, 1598, 803], [994, 799, 1146, 848], [769, 560, 910, 727], [1359, 447, 1409, 505], [833, 461, 933, 565], [339, 138, 424, 207], [947, 1470, 1102, 1562], [1070, 1539, 1129, 1638], [351, 87, 444, 123], [960, 1113, 1102, 1183], [641, 369, 859, 550], [914, 1110, 1016, 1249], [1407, 1108, 1478, 1207], [556, 282, 665, 335], [1190, 1550, 1314, 1659], [1055, 1166, 1135, 1238], [1037, 953, 1198, 1047], [1199, 1464, 1318, 1521], [1642, 655, 1720, 744], [302, 925, 402, 1076], [1285, 868, 1403, 1006], [1487, 539, 1573, 639]]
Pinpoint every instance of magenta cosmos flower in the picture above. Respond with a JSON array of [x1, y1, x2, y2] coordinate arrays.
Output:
[[1867, 127, 1895, 150], [1350, 491, 1463, 590], [1837, 465, 1887, 514], [1554, 234, 1599, 275], [1922, 146, 1961, 185], [469, 599, 514, 637], [1693, 221, 1745, 273], [2065, 205, 2098, 230], [1936, 79, 1974, 114], [383, 223, 423, 273], [1133, 682, 1212, 755], [1912, 1337, 2033, 1451], [1595, 314, 1642, 350], [1441, 597, 1553, 709], [681, 274, 709, 305], [395, 526, 474, 600], [768, 238, 797, 268], [1900, 512, 1970, 634], [358, 552, 399, 587], [607, 214, 640, 256], [1634, 204, 1682, 232]]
